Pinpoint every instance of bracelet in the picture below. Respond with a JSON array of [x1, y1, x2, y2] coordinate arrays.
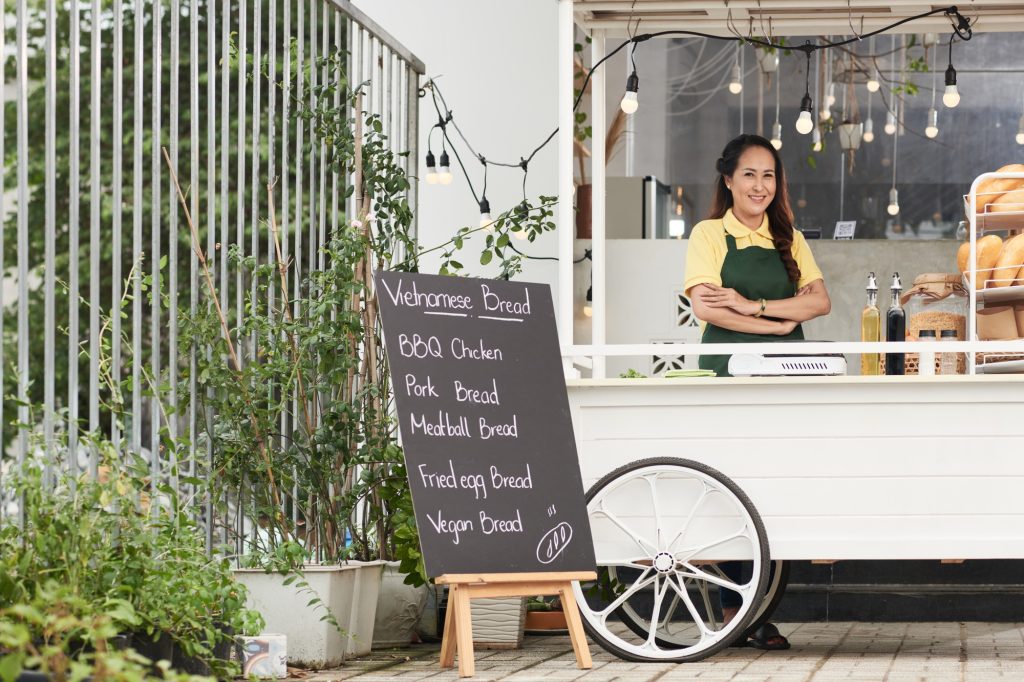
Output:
[[753, 298, 767, 318]]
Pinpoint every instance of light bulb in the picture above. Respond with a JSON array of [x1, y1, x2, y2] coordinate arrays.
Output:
[[728, 63, 743, 94], [795, 94, 813, 135], [479, 198, 493, 231], [514, 229, 528, 241], [819, 106, 831, 123], [770, 121, 782, 150], [943, 84, 960, 108], [943, 64, 960, 108], [826, 82, 836, 107], [866, 73, 880, 93], [887, 188, 899, 216], [583, 303, 593, 318], [438, 151, 453, 185], [862, 118, 875, 143], [621, 71, 640, 114], [425, 151, 439, 185], [1017, 115, 1024, 145], [884, 111, 897, 135], [925, 108, 939, 139], [812, 128, 822, 152]]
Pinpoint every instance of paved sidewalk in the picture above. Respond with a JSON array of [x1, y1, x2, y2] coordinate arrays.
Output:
[[293, 622, 1024, 681]]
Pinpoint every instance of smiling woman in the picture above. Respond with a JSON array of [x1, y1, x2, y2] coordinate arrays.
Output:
[[684, 133, 831, 380]]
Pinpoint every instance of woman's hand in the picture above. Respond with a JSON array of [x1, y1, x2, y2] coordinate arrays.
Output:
[[698, 284, 758, 315], [774, 319, 799, 335]]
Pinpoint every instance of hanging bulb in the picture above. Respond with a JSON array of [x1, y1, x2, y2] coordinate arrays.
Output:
[[866, 70, 880, 93], [862, 118, 875, 143], [825, 82, 836, 107], [770, 121, 782, 150], [795, 93, 814, 135], [620, 71, 640, 114], [1016, 115, 1024, 145], [479, 198, 493, 230], [925, 108, 939, 138], [812, 127, 823, 152], [943, 64, 960, 108], [583, 286, 593, 318], [438, 151, 453, 185], [884, 111, 897, 135], [887, 188, 900, 216], [728, 62, 743, 94], [425, 151, 439, 185]]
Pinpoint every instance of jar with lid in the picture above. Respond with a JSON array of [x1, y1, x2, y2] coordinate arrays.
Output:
[[918, 329, 937, 376], [901, 273, 967, 375], [940, 329, 959, 375]]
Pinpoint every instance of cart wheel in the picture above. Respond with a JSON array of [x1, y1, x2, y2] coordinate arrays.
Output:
[[610, 559, 789, 650], [572, 457, 769, 662]]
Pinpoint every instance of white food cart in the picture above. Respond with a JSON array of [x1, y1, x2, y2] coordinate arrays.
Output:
[[554, 0, 1024, 662]]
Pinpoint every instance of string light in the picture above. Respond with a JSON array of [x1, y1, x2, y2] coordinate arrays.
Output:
[[729, 44, 743, 94], [418, 7, 973, 245], [887, 103, 900, 216], [819, 54, 832, 121], [863, 77, 875, 143], [925, 44, 939, 138], [438, 150, 453, 185], [583, 284, 593, 318], [943, 34, 961, 107], [1018, 96, 1024, 145], [425, 150, 439, 185], [771, 73, 783, 149], [795, 49, 814, 135], [865, 36, 880, 91]]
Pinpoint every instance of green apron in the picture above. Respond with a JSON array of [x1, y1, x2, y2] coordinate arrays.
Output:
[[698, 230, 803, 377]]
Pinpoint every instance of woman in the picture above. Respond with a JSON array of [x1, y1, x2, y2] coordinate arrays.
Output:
[[684, 134, 831, 649]]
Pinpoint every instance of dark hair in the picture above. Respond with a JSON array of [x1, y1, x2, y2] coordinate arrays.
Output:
[[709, 134, 800, 284]]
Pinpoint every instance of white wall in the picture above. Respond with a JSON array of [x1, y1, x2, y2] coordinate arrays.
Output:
[[367, 0, 563, 305]]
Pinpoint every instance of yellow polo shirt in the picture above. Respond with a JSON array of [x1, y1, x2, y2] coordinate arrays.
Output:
[[684, 208, 824, 298]]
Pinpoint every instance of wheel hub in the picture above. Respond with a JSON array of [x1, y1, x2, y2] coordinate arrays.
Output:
[[653, 552, 675, 573]]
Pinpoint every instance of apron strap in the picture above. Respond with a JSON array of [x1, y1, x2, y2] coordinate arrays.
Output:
[[724, 231, 737, 253]]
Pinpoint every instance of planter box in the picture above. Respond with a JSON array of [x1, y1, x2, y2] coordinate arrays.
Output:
[[372, 561, 428, 649], [524, 610, 568, 631], [234, 562, 384, 668], [470, 597, 526, 650]]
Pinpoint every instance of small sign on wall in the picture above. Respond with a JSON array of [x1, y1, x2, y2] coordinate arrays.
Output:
[[834, 220, 857, 240]]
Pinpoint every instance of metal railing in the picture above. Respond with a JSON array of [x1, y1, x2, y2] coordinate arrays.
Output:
[[1, 0, 423, 531]]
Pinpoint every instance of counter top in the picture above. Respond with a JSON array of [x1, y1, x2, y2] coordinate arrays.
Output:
[[567, 374, 1024, 387]]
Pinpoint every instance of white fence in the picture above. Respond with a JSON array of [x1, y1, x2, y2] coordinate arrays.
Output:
[[1, 0, 423, 537]]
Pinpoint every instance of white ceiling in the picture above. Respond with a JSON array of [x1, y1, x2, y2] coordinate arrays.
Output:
[[573, 0, 1024, 36]]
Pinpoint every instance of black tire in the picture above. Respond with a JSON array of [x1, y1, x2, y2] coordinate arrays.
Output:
[[743, 560, 790, 639], [572, 457, 770, 663]]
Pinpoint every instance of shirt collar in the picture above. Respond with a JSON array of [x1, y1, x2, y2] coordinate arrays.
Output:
[[724, 208, 772, 240]]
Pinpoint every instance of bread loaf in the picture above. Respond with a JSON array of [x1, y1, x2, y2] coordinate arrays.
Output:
[[957, 235, 1004, 288], [990, 233, 1024, 288], [991, 188, 1024, 212], [975, 164, 1024, 209]]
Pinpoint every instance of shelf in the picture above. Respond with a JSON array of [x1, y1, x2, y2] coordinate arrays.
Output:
[[976, 284, 1024, 305], [964, 196, 1024, 233], [976, 359, 1024, 374]]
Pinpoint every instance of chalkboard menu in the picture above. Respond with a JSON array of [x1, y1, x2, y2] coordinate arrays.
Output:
[[374, 271, 596, 577]]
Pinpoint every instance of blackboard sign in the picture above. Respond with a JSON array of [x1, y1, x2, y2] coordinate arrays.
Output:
[[374, 271, 596, 577]]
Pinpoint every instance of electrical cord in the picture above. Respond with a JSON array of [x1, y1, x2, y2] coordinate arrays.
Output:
[[420, 5, 973, 262]]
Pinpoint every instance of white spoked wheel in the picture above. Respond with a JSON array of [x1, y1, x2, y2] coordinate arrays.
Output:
[[572, 457, 770, 662]]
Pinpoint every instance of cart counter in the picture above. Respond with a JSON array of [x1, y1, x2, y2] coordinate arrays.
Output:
[[567, 374, 1024, 562]]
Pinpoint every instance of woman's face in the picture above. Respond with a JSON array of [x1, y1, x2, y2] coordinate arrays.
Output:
[[725, 146, 777, 223]]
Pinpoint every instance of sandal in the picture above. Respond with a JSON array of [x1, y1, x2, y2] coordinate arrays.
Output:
[[746, 623, 791, 650]]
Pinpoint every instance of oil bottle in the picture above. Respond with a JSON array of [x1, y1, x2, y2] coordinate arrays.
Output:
[[860, 272, 880, 375], [885, 272, 906, 375]]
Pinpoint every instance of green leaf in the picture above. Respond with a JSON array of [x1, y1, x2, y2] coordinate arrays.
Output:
[[480, 250, 493, 266]]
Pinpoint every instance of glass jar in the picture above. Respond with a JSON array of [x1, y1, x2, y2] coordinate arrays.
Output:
[[901, 273, 968, 375]]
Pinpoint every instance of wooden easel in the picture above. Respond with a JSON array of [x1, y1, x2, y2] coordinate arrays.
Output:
[[436, 571, 597, 678]]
